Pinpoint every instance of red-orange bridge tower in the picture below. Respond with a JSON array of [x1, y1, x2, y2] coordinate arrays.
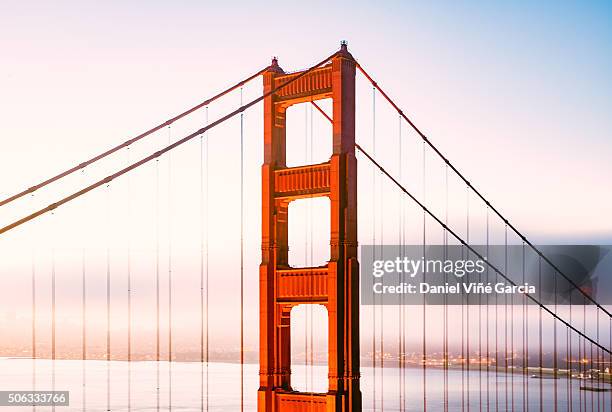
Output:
[[259, 43, 362, 411]]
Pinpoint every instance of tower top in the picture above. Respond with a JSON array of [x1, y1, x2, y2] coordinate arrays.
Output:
[[268, 56, 284, 74], [337, 40, 354, 60]]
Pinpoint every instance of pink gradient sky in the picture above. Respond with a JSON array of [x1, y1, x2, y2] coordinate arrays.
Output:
[[0, 1, 611, 354]]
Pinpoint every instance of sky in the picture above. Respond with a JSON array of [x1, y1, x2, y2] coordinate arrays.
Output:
[[0, 1, 611, 357]]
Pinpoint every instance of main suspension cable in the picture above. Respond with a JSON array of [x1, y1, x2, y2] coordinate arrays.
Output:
[[0, 51, 340, 236], [354, 63, 612, 319], [355, 143, 612, 355], [0, 67, 269, 208]]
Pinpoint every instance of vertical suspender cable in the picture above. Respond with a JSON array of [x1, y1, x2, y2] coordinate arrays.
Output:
[[167, 125, 173, 410], [398, 114, 403, 412], [200, 107, 206, 412], [462, 213, 466, 411], [422, 141, 427, 412], [598, 310, 602, 409], [82, 244, 86, 412], [522, 242, 527, 412], [106, 182, 111, 412], [478, 199, 482, 412], [580, 301, 583, 411], [576, 299, 584, 412], [599, 310, 603, 408], [304, 104, 310, 391], [155, 154, 160, 412], [553, 270, 558, 412], [486, 207, 490, 411], [466, 186, 471, 412], [378, 91, 384, 412], [589, 340, 593, 411], [51, 210, 56, 412], [582, 299, 593, 411], [591, 308, 601, 411], [504, 225, 508, 411], [510, 227, 515, 411], [371, 85, 377, 412], [239, 86, 245, 412], [538, 257, 543, 412], [205, 106, 209, 411], [566, 290, 571, 411], [588, 303, 592, 410], [494, 221, 499, 412], [597, 310, 600, 409], [582, 297, 585, 412], [402, 118, 408, 412], [31, 193, 36, 412], [478, 189, 483, 412], [444, 165, 450, 412], [604, 314, 607, 410], [81, 168, 87, 412], [525, 246, 529, 412], [127, 146, 132, 412]]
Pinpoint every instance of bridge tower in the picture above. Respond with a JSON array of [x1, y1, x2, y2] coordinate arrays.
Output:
[[259, 43, 362, 412]]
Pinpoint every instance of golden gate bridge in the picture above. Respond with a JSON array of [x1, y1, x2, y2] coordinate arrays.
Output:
[[0, 42, 610, 411]]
